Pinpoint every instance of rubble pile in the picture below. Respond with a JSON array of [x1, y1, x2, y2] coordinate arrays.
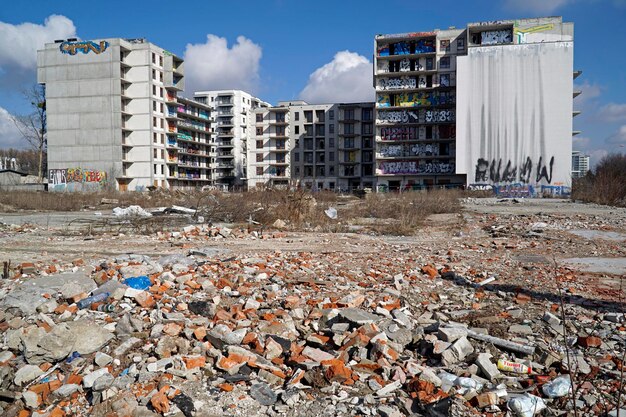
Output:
[[0, 243, 624, 417]]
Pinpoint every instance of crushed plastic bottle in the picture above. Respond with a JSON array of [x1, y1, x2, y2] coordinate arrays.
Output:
[[508, 394, 546, 417], [498, 359, 532, 374], [455, 376, 483, 392], [76, 292, 110, 309], [124, 276, 151, 290], [542, 374, 572, 398]]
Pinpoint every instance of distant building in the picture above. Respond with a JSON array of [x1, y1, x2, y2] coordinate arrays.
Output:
[[193, 90, 269, 190], [571, 151, 590, 179]]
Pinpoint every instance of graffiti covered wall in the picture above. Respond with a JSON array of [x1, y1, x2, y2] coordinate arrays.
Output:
[[49, 168, 108, 191], [59, 40, 109, 55], [378, 161, 455, 175], [455, 42, 573, 195]]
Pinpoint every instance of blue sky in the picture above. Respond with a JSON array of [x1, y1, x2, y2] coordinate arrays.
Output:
[[0, 0, 625, 165]]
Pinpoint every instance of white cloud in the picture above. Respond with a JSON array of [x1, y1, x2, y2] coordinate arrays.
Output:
[[183, 35, 262, 95], [598, 103, 626, 122], [0, 15, 76, 71], [606, 125, 626, 145], [0, 107, 25, 149], [299, 51, 374, 104], [574, 81, 602, 107], [572, 135, 591, 150], [504, 0, 573, 13]]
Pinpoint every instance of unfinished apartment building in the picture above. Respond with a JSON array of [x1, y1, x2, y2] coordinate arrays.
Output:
[[375, 17, 575, 192], [247, 105, 291, 189], [193, 90, 269, 190], [337, 102, 376, 190], [374, 29, 462, 191], [39, 38, 191, 191]]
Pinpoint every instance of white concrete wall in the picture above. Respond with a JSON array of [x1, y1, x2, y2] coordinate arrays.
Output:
[[456, 42, 573, 194]]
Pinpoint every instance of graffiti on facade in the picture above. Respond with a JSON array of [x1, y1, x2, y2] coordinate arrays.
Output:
[[60, 40, 109, 55], [399, 58, 411, 72], [379, 143, 440, 157], [514, 23, 554, 44], [492, 183, 534, 198], [377, 95, 391, 108], [48, 168, 107, 187], [377, 32, 436, 40], [377, 110, 419, 124], [378, 77, 416, 90], [474, 156, 555, 184], [467, 184, 493, 191], [480, 30, 512, 45], [381, 127, 419, 141], [425, 109, 454, 122], [378, 161, 454, 175], [540, 184, 571, 196]]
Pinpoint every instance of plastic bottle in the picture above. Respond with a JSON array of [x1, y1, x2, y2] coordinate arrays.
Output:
[[97, 303, 116, 312], [76, 292, 110, 309], [542, 375, 572, 398], [508, 394, 547, 417], [497, 359, 532, 374]]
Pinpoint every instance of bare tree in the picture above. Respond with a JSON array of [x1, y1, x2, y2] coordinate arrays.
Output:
[[11, 84, 47, 183]]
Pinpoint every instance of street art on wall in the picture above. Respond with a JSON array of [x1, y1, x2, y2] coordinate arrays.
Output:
[[480, 30, 512, 45], [60, 40, 109, 55], [439, 74, 450, 87], [49, 168, 107, 190], [378, 161, 454, 175], [377, 110, 419, 124], [399, 58, 411, 72], [377, 95, 391, 108], [377, 109, 456, 124], [415, 39, 435, 53], [394, 42, 411, 55], [377, 44, 390, 57], [377, 32, 436, 40], [379, 143, 440, 157], [514, 24, 554, 44], [380, 126, 419, 141], [377, 77, 416, 90], [474, 156, 555, 184]]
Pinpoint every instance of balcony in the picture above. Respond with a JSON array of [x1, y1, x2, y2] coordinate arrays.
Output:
[[177, 120, 209, 133], [217, 129, 234, 137], [216, 99, 233, 106]]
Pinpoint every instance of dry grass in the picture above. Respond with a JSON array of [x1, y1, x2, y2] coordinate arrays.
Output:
[[0, 188, 463, 235], [572, 153, 626, 207]]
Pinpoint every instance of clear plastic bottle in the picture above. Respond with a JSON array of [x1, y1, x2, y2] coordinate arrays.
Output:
[[76, 292, 110, 309]]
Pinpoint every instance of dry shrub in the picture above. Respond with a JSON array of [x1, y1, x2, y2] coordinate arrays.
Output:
[[572, 153, 626, 207], [358, 189, 462, 235]]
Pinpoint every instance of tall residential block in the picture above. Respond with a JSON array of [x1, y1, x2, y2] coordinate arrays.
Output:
[[375, 17, 576, 194], [571, 151, 590, 179], [193, 90, 269, 190], [39, 38, 195, 191]]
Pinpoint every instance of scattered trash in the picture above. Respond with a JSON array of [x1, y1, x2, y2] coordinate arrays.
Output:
[[123, 275, 151, 290], [498, 359, 532, 374], [508, 394, 547, 417], [112, 205, 153, 217], [324, 207, 338, 219], [76, 291, 109, 309], [542, 374, 572, 398]]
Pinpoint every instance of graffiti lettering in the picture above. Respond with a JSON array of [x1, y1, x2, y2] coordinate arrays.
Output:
[[425, 109, 454, 122], [49, 169, 67, 186], [381, 127, 418, 141], [399, 58, 411, 72], [474, 156, 555, 185], [378, 161, 454, 175], [468, 184, 493, 191], [60, 40, 110, 55], [377, 77, 416, 90], [379, 143, 440, 157], [480, 30, 512, 45], [493, 183, 534, 198], [377, 110, 418, 124]]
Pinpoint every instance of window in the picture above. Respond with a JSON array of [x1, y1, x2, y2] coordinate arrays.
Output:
[[153, 85, 157, 96], [362, 108, 373, 121], [329, 138, 335, 148], [153, 132, 157, 143], [295, 126, 300, 134], [363, 137, 372, 148], [304, 111, 313, 123], [316, 110, 325, 122], [344, 109, 354, 120], [256, 113, 263, 123], [294, 112, 299, 121], [329, 168, 335, 177], [154, 164, 157, 174], [159, 56, 163, 66], [153, 149, 157, 159], [305, 153, 313, 163], [159, 72, 163, 82], [160, 88, 164, 98], [440, 57, 450, 69], [426, 57, 434, 71], [295, 166, 300, 176], [256, 127, 263, 135], [161, 134, 165, 144], [160, 103, 164, 113], [294, 153, 300, 162], [276, 113, 286, 123], [329, 152, 335, 162], [153, 101, 157, 111], [329, 110, 334, 120], [305, 125, 313, 136], [152, 52, 156, 64], [256, 153, 263, 162], [329, 124, 334, 134], [344, 124, 354, 135], [362, 123, 373, 135], [256, 167, 263, 175], [160, 119, 164, 128], [152, 69, 156, 80], [315, 124, 325, 136], [457, 38, 465, 51], [276, 126, 286, 136], [256, 140, 263, 149], [440, 40, 450, 52], [161, 165, 164, 175], [153, 117, 157, 127]]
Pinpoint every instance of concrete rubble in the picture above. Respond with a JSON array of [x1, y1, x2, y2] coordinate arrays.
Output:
[[0, 198, 624, 416]]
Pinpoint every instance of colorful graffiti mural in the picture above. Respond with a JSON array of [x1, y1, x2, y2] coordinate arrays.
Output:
[[59, 40, 109, 55], [377, 110, 419, 124], [378, 161, 454, 175], [49, 168, 108, 189], [480, 30, 512, 45]]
